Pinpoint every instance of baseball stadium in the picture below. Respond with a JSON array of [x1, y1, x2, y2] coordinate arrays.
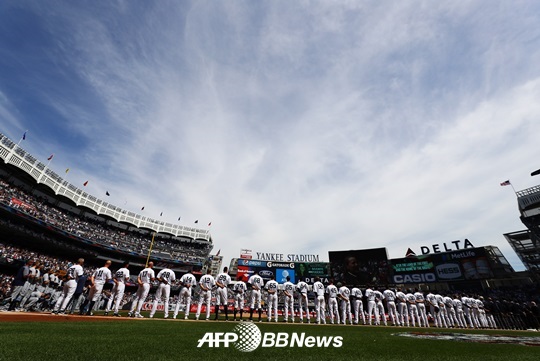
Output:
[[1, 133, 539, 361]]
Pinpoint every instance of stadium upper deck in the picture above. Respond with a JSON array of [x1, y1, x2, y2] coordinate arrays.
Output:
[[0, 133, 211, 242], [0, 132, 212, 268]]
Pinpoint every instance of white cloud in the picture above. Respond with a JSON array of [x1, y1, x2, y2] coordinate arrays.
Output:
[[2, 1, 540, 271]]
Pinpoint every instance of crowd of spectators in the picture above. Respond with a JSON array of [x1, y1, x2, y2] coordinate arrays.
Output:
[[0, 241, 99, 309], [0, 178, 211, 265]]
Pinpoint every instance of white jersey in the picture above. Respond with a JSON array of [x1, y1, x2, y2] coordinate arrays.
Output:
[[326, 285, 338, 298], [114, 267, 130, 283], [414, 292, 425, 302], [296, 281, 308, 294], [453, 298, 463, 310], [426, 293, 437, 306], [443, 296, 454, 308], [365, 288, 376, 301], [313, 281, 325, 297], [265, 280, 279, 294], [374, 290, 384, 302], [233, 281, 247, 295], [199, 274, 215, 291], [248, 274, 264, 290], [50, 274, 59, 285], [283, 281, 295, 297], [28, 266, 38, 281], [156, 268, 175, 284], [396, 291, 407, 303], [138, 267, 155, 284], [66, 264, 84, 282], [351, 287, 362, 299], [215, 272, 232, 288], [406, 293, 416, 304], [383, 289, 396, 302], [180, 273, 197, 287], [30, 268, 41, 284], [93, 267, 112, 284], [435, 294, 445, 306], [339, 286, 351, 301]]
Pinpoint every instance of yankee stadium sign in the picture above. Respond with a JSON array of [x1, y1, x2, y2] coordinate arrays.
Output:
[[255, 252, 320, 262]]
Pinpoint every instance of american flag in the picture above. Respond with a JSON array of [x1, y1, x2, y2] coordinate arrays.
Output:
[[500, 180, 511, 186]]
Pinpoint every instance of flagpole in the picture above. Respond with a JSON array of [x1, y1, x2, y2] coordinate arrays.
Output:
[[146, 232, 156, 267]]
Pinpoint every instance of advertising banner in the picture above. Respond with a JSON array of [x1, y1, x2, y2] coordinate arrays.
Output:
[[235, 260, 331, 284], [390, 247, 494, 284], [390, 256, 437, 283], [430, 247, 493, 280]]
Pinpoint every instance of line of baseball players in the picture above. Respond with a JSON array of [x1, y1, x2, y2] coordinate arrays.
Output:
[[35, 259, 496, 328]]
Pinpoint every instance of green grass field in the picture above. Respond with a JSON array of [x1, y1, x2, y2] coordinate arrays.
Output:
[[1, 313, 539, 361]]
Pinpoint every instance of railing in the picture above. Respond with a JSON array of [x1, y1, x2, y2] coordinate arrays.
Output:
[[517, 185, 540, 211]]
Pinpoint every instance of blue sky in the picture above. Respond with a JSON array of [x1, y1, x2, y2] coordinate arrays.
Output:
[[2, 1, 540, 271]]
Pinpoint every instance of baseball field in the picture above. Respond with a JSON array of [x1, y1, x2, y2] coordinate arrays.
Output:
[[0, 312, 539, 361]]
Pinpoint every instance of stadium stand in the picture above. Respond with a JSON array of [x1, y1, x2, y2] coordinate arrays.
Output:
[[0, 132, 213, 269]]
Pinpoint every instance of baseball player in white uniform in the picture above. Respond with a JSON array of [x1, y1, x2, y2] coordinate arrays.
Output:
[[128, 262, 155, 318], [374, 289, 387, 326], [22, 262, 43, 309], [313, 277, 326, 324], [469, 296, 481, 328], [406, 291, 420, 327], [232, 279, 247, 321], [150, 267, 176, 319], [396, 288, 409, 327], [338, 283, 353, 325], [326, 280, 340, 324], [383, 288, 399, 326], [436, 293, 449, 327], [248, 273, 264, 322], [476, 297, 494, 328], [214, 267, 232, 321], [105, 261, 130, 316], [444, 294, 458, 327], [21, 261, 39, 301], [296, 279, 310, 323], [42, 269, 55, 296], [49, 286, 63, 308], [452, 295, 466, 328], [351, 286, 365, 325], [173, 272, 197, 319], [414, 289, 429, 327], [365, 286, 378, 325], [265, 276, 279, 322], [196, 269, 215, 321], [82, 260, 112, 315], [282, 276, 296, 323], [52, 258, 84, 314], [426, 292, 440, 327], [461, 295, 473, 328]]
